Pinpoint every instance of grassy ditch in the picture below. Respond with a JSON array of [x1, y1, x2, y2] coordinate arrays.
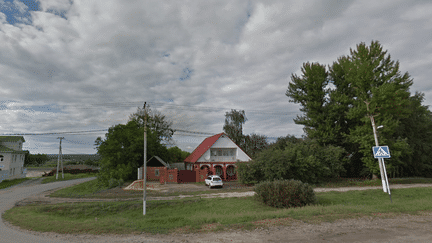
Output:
[[0, 178, 32, 190], [3, 186, 432, 235]]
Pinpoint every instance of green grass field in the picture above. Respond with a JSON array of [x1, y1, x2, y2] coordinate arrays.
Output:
[[40, 173, 98, 184], [3, 186, 432, 235], [47, 176, 432, 199], [311, 177, 432, 188]]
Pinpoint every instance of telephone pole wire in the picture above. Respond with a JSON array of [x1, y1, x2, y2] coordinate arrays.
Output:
[[56, 137, 65, 180]]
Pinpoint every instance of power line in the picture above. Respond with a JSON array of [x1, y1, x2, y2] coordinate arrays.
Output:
[[0, 129, 108, 136], [2, 101, 296, 115]]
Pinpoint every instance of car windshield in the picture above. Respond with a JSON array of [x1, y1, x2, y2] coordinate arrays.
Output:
[[213, 178, 221, 181]]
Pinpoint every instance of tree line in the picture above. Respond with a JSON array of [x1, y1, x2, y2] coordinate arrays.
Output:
[[94, 104, 191, 187], [93, 40, 432, 187], [237, 40, 432, 185]]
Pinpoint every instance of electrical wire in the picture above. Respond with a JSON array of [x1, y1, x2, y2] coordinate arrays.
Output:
[[2, 101, 295, 115], [0, 129, 108, 136]]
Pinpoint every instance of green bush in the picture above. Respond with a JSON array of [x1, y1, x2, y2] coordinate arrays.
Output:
[[237, 138, 347, 185], [108, 178, 125, 189], [253, 179, 316, 208]]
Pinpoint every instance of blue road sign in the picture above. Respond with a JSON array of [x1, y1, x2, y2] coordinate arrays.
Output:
[[372, 146, 391, 158]]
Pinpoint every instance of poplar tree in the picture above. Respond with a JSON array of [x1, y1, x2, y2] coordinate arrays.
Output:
[[287, 40, 420, 178], [223, 109, 247, 146]]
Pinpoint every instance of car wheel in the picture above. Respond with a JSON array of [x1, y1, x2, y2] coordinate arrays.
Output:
[[209, 184, 212, 189]]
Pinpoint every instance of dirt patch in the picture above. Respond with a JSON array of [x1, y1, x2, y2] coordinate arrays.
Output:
[[25, 170, 52, 178]]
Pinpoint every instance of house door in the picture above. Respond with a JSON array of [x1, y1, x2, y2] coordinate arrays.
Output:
[[215, 166, 223, 177]]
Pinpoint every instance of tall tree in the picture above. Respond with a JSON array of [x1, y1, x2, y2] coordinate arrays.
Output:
[[95, 106, 175, 186], [269, 135, 303, 151], [286, 62, 336, 145], [243, 133, 269, 158], [223, 109, 247, 146], [166, 146, 191, 163], [287, 40, 418, 178], [342, 41, 413, 177], [128, 104, 175, 144], [393, 92, 432, 177]]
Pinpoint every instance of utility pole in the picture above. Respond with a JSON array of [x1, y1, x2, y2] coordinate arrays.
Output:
[[370, 117, 387, 193], [143, 102, 147, 215], [56, 137, 64, 180], [370, 115, 392, 203]]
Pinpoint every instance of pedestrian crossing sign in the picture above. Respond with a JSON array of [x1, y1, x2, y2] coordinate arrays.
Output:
[[372, 146, 391, 158]]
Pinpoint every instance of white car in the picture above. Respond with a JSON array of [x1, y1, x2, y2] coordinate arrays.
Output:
[[205, 175, 223, 189]]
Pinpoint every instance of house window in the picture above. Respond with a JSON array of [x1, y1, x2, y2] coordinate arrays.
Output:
[[217, 149, 222, 156], [211, 148, 236, 157], [222, 149, 229, 156], [155, 169, 160, 176], [211, 150, 217, 156]]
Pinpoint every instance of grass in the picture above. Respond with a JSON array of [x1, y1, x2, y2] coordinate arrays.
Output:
[[3, 186, 432, 235], [47, 176, 432, 199], [0, 178, 32, 190], [311, 177, 432, 188], [47, 179, 253, 199], [40, 173, 98, 184], [0, 172, 98, 190]]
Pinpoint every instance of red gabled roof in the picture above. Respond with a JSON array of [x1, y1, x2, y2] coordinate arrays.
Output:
[[184, 132, 225, 163]]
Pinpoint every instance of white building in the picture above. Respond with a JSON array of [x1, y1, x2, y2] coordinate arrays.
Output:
[[0, 136, 26, 182]]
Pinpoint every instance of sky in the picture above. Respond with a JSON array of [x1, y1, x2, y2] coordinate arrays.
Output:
[[1, 0, 431, 155]]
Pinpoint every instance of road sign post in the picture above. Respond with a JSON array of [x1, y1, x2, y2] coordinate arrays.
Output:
[[373, 146, 392, 203]]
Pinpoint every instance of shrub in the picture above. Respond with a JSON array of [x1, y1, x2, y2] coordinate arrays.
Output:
[[108, 178, 125, 189], [238, 139, 347, 185], [254, 179, 316, 208]]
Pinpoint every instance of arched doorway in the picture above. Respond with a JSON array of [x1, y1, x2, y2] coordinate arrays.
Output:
[[214, 165, 224, 179], [226, 165, 236, 181], [201, 165, 210, 177]]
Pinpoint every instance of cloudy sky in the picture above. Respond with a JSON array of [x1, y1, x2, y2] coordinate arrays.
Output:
[[1, 0, 431, 155]]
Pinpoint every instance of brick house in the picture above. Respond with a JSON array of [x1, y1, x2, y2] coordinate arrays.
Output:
[[138, 156, 170, 181], [184, 132, 251, 181], [0, 136, 26, 182]]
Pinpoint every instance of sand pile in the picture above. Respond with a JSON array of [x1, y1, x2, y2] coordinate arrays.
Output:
[[123, 180, 159, 191]]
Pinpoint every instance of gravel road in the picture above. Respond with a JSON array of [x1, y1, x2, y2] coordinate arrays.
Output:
[[2, 178, 432, 243], [0, 177, 97, 243]]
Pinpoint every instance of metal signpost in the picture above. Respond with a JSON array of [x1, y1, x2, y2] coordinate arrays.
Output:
[[373, 146, 392, 203]]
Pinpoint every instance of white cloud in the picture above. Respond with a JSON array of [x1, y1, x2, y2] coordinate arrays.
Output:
[[0, 0, 431, 153]]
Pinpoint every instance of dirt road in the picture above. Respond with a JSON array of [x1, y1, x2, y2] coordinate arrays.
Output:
[[3, 178, 432, 242]]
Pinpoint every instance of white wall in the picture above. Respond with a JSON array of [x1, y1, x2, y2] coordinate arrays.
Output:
[[196, 135, 251, 162], [211, 135, 237, 148], [0, 153, 12, 171]]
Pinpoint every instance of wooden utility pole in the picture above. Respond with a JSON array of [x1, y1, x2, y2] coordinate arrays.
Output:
[[56, 137, 64, 180], [143, 102, 147, 215]]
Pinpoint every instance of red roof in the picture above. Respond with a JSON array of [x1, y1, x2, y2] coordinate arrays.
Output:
[[184, 132, 225, 163]]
